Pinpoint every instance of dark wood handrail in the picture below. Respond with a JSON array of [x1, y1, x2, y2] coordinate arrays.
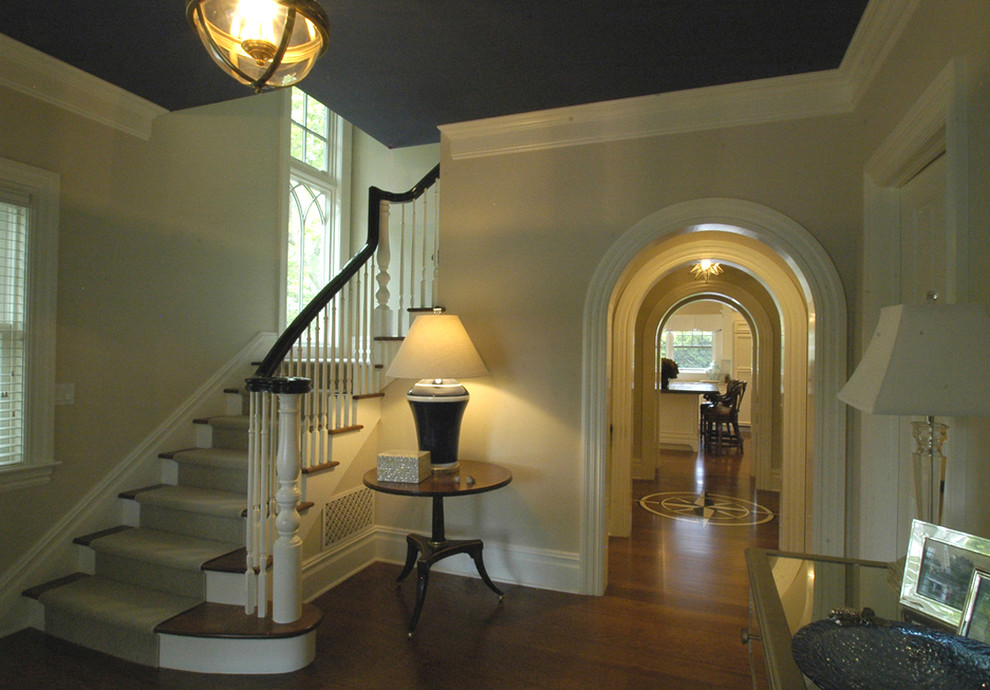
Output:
[[249, 163, 440, 384]]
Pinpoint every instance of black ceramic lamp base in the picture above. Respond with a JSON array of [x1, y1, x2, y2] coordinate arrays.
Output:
[[407, 387, 468, 471]]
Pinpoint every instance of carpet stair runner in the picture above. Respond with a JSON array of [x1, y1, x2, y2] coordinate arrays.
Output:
[[22, 397, 322, 672]]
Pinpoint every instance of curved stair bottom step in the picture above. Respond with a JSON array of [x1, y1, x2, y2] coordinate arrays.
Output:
[[157, 601, 323, 674]]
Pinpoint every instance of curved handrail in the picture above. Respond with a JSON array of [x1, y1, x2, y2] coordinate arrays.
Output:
[[249, 163, 440, 382]]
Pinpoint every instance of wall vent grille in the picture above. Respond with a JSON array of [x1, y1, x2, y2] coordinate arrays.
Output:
[[322, 486, 374, 550]]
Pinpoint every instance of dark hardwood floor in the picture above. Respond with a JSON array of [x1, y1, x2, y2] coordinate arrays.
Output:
[[0, 436, 777, 688]]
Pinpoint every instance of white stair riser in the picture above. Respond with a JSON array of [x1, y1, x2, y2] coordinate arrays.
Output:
[[205, 569, 252, 607], [159, 629, 316, 674]]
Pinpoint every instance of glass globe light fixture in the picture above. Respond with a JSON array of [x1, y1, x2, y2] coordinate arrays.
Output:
[[187, 0, 330, 93]]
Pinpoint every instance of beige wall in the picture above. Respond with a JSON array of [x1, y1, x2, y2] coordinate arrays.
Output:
[[428, 115, 864, 562], [412, 1, 990, 578], [0, 89, 285, 580]]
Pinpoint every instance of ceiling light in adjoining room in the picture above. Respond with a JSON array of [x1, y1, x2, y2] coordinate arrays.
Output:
[[187, 0, 330, 93], [690, 259, 724, 283]]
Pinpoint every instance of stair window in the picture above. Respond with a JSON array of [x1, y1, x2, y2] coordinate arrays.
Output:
[[284, 88, 349, 324], [0, 158, 57, 490]]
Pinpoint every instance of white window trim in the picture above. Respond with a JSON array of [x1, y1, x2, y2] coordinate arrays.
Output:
[[660, 329, 716, 373], [0, 157, 59, 492], [278, 89, 352, 330]]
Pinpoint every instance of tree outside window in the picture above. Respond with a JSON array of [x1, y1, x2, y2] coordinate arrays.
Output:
[[660, 330, 715, 371]]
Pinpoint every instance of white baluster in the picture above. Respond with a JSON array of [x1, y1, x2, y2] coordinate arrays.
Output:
[[272, 378, 310, 624], [399, 204, 408, 333], [432, 182, 441, 307], [245, 390, 260, 615], [375, 201, 393, 336], [420, 191, 428, 306]]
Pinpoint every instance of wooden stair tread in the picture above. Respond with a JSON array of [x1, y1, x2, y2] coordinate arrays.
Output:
[[193, 415, 248, 430], [156, 601, 323, 640], [301, 462, 339, 475], [329, 424, 363, 436], [118, 484, 169, 501], [22, 572, 89, 600], [73, 525, 133, 547], [202, 547, 249, 573]]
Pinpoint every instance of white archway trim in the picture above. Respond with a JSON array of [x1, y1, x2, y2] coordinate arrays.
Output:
[[610, 233, 808, 548], [581, 198, 847, 595], [640, 287, 777, 493]]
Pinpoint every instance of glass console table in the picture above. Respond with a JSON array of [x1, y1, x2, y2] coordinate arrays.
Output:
[[745, 548, 899, 688]]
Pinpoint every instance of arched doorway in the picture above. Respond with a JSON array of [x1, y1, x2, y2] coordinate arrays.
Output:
[[580, 199, 846, 595], [635, 276, 780, 506]]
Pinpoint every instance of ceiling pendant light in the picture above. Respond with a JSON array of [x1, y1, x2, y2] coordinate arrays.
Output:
[[690, 259, 724, 283], [187, 0, 330, 93]]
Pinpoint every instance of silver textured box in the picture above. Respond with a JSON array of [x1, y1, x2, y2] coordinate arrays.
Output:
[[377, 450, 431, 483]]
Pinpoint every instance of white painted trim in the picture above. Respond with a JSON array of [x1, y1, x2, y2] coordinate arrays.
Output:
[[301, 525, 379, 601], [441, 71, 849, 159], [0, 332, 277, 637], [857, 57, 976, 557], [866, 61, 954, 187], [840, 0, 921, 109], [159, 629, 316, 674], [0, 33, 166, 140], [0, 461, 60, 493], [440, 0, 919, 159], [374, 527, 583, 593], [640, 286, 777, 494], [608, 233, 809, 546], [582, 200, 847, 595], [0, 157, 60, 493]]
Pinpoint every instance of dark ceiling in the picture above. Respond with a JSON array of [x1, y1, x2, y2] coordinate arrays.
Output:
[[0, 1, 869, 148]]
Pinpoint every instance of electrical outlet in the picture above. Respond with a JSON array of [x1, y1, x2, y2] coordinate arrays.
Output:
[[55, 383, 74, 405]]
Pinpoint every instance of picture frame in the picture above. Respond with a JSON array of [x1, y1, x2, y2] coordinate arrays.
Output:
[[958, 569, 990, 644], [899, 519, 990, 629]]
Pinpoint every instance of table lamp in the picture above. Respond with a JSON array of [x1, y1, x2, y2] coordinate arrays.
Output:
[[387, 310, 488, 472], [838, 302, 990, 524]]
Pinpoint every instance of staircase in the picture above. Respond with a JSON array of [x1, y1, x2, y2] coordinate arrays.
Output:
[[18, 164, 440, 672], [22, 388, 323, 673]]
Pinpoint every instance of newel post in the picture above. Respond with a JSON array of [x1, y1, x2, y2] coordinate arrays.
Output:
[[270, 376, 312, 624]]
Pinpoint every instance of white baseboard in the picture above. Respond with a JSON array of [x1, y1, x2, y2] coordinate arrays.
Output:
[[300, 526, 583, 603], [302, 526, 380, 602], [371, 527, 582, 594]]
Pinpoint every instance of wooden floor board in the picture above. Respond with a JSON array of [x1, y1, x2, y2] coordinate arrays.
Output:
[[0, 437, 776, 688]]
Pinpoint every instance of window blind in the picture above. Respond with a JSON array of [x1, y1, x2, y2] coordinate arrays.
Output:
[[0, 196, 27, 465]]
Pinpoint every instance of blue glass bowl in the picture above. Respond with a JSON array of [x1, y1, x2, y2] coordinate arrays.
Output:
[[792, 617, 990, 689]]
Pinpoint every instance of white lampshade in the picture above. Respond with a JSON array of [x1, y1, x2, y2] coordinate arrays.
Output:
[[387, 313, 487, 381], [838, 303, 990, 416]]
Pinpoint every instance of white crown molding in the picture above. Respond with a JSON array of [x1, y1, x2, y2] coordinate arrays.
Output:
[[441, 71, 851, 160], [0, 33, 167, 140], [441, 0, 920, 159], [839, 0, 921, 109]]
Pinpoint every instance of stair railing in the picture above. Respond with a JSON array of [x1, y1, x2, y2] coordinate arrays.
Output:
[[244, 163, 440, 621]]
